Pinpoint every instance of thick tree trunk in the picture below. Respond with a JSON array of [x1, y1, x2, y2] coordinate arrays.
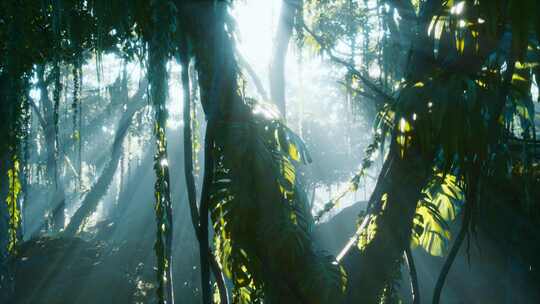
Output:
[[342, 142, 431, 302], [340, 2, 441, 301], [177, 2, 440, 304], [179, 3, 245, 121], [181, 4, 238, 300], [178, 3, 262, 303], [179, 3, 342, 303]]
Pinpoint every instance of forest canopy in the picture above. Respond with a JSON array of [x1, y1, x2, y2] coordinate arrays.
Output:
[[1, 0, 539, 303]]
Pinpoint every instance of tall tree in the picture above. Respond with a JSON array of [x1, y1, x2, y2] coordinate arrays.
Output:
[[63, 84, 147, 235], [34, 65, 66, 232], [1, 1, 539, 303], [270, 0, 302, 117]]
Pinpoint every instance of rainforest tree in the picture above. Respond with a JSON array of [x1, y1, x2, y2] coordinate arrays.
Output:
[[1, 1, 539, 304]]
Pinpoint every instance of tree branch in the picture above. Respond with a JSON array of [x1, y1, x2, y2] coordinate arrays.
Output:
[[27, 97, 47, 132], [303, 24, 394, 105], [64, 92, 146, 235]]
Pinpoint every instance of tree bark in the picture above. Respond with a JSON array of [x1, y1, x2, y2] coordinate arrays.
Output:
[[64, 94, 146, 235], [36, 65, 66, 232], [342, 141, 431, 302], [340, 2, 442, 301], [178, 3, 249, 303], [269, 0, 300, 117], [148, 1, 176, 303], [178, 2, 436, 304]]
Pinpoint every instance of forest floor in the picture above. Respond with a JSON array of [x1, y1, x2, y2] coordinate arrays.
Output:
[[10, 199, 540, 304]]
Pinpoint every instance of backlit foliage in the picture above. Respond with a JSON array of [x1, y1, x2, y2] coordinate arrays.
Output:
[[1, 1, 539, 303], [412, 172, 463, 256], [6, 155, 21, 254]]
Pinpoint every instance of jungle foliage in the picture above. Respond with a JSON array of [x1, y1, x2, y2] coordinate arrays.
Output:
[[1, 0, 539, 304]]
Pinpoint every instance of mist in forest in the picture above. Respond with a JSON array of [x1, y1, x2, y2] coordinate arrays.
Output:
[[1, 1, 539, 304]]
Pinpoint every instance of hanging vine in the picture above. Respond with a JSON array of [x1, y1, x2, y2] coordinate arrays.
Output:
[[5, 78, 26, 257], [189, 65, 201, 180], [71, 62, 81, 189], [314, 131, 382, 222], [148, 0, 176, 303], [52, 66, 62, 184], [2, 0, 28, 259], [6, 153, 22, 255], [20, 90, 32, 236], [52, 0, 62, 187], [50, 62, 64, 231], [149, 57, 174, 304], [78, 65, 82, 190]]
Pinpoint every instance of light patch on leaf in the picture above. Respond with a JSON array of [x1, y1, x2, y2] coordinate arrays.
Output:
[[6, 156, 22, 254], [358, 215, 378, 251], [411, 172, 463, 256]]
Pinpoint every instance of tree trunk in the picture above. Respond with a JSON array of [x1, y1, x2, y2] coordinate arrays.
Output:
[[177, 2, 439, 303], [341, 1, 441, 301], [64, 95, 145, 235], [178, 3, 256, 303], [0, 1, 26, 294], [342, 142, 431, 302], [269, 0, 299, 117], [36, 65, 66, 232]]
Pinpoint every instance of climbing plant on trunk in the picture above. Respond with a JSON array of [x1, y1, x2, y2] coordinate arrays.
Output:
[[147, 0, 176, 303]]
